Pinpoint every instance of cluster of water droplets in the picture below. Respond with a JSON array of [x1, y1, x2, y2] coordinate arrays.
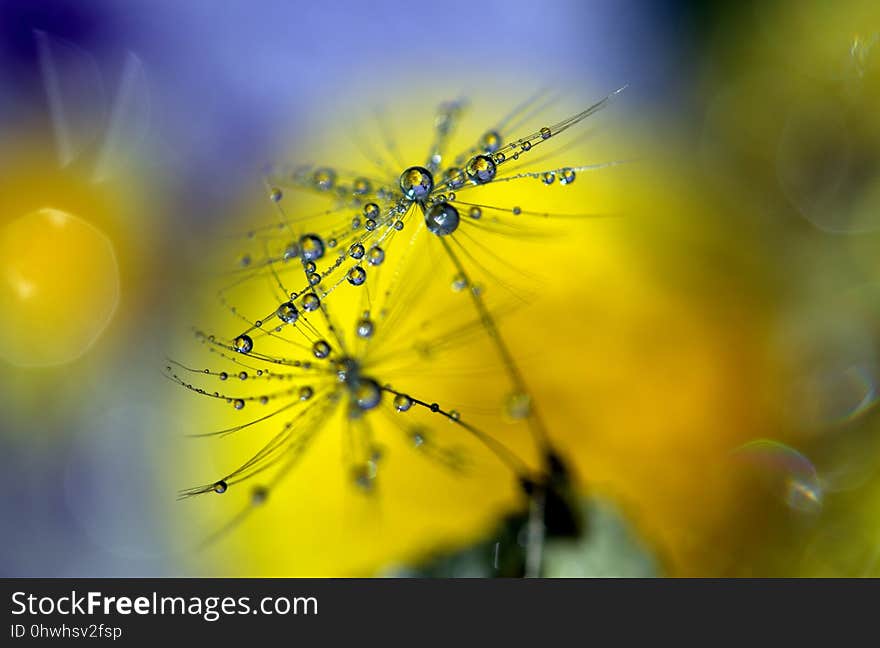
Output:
[[177, 90, 620, 515]]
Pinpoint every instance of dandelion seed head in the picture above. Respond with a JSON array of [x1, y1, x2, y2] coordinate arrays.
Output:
[[173, 87, 625, 572]]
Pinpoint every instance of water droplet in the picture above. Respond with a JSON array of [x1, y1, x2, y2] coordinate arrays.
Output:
[[238, 371, 248, 380], [305, 261, 316, 273], [351, 216, 361, 230], [465, 155, 497, 184], [393, 220, 404, 231], [313, 340, 331, 359], [506, 392, 531, 419], [269, 187, 283, 202], [430, 402, 440, 412], [233, 334, 253, 354], [445, 167, 466, 189], [283, 243, 300, 260], [559, 168, 576, 185], [313, 167, 336, 190], [449, 410, 460, 421], [451, 273, 468, 291], [260, 395, 269, 405], [299, 234, 325, 261], [425, 202, 460, 235], [399, 166, 434, 201], [349, 243, 365, 259], [357, 318, 374, 338], [308, 272, 321, 286], [213, 480, 228, 494], [368, 246, 385, 266], [540, 127, 552, 139], [251, 486, 268, 505], [302, 293, 320, 311], [480, 130, 502, 153], [233, 398, 245, 410], [352, 464, 375, 491], [355, 378, 382, 410], [364, 203, 379, 218], [347, 266, 367, 286], [493, 152, 506, 164], [521, 141, 532, 152], [299, 386, 314, 401], [541, 171, 555, 185], [512, 206, 522, 215], [365, 219, 377, 231], [353, 177, 371, 195], [468, 206, 482, 219], [276, 301, 299, 324], [411, 430, 425, 447], [394, 394, 413, 412]]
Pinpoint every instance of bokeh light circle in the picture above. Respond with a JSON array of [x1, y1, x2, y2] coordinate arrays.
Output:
[[0, 207, 119, 367]]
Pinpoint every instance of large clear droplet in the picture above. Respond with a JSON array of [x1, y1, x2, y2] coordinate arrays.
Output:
[[355, 378, 382, 410], [399, 166, 434, 201], [425, 202, 460, 236], [299, 234, 325, 261], [466, 155, 496, 184]]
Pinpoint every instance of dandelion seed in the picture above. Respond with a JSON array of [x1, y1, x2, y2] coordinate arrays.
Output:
[[173, 88, 623, 569]]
